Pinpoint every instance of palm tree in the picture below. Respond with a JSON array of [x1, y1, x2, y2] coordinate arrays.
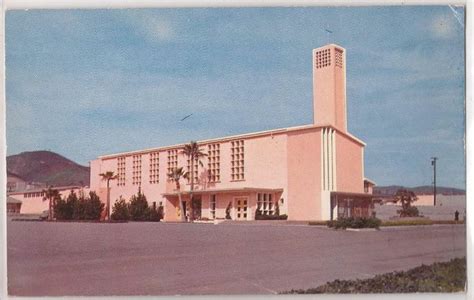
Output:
[[181, 141, 207, 222], [42, 186, 60, 221], [99, 171, 118, 220], [168, 167, 188, 222]]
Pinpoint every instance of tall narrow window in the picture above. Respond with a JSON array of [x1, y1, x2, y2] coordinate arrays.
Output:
[[149, 152, 160, 184], [117, 156, 126, 186], [231, 140, 245, 181], [186, 157, 199, 184], [257, 193, 274, 215], [132, 155, 142, 186], [210, 194, 216, 219], [167, 149, 178, 175], [207, 143, 220, 182]]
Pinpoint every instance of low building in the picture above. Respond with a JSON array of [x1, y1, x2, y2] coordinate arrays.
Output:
[[7, 196, 22, 214], [89, 44, 375, 222], [7, 186, 88, 214]]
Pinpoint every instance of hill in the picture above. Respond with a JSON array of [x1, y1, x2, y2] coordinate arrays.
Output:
[[7, 151, 90, 187], [373, 185, 465, 196]]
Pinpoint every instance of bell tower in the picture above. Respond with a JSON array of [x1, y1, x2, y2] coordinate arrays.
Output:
[[312, 44, 347, 132]]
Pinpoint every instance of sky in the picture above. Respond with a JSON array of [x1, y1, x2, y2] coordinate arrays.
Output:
[[5, 6, 466, 189]]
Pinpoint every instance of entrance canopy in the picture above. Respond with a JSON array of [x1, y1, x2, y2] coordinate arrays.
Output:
[[162, 187, 283, 197]]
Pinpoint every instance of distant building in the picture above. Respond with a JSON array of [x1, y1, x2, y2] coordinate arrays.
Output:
[[7, 196, 22, 214], [7, 186, 87, 214], [90, 44, 375, 222]]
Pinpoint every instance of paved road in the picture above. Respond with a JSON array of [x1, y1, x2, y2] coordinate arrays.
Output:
[[7, 221, 466, 296]]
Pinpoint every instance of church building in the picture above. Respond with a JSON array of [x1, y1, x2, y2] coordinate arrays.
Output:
[[89, 44, 375, 222]]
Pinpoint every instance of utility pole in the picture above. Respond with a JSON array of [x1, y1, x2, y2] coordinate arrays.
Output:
[[431, 157, 438, 206]]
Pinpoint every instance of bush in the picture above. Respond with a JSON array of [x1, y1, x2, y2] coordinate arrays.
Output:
[[148, 205, 163, 222], [129, 191, 149, 221], [52, 190, 103, 221], [256, 214, 288, 220], [397, 206, 419, 217], [327, 217, 381, 229], [53, 190, 77, 220], [283, 257, 466, 294], [83, 192, 104, 220], [308, 221, 329, 226], [111, 197, 130, 221]]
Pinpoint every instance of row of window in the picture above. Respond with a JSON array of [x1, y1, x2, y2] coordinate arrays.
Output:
[[115, 141, 245, 186], [23, 192, 45, 198]]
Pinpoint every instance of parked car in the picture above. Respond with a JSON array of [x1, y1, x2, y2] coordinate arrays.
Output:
[[40, 210, 49, 220]]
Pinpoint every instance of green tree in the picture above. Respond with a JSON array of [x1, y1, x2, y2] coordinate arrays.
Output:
[[394, 189, 419, 217], [99, 171, 118, 220], [42, 186, 61, 221], [54, 190, 78, 220], [129, 190, 149, 221], [83, 191, 104, 220], [168, 167, 188, 222], [111, 196, 130, 221], [181, 141, 207, 222]]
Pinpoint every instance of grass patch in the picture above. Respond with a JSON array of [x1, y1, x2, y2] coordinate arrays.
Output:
[[283, 257, 466, 294], [308, 221, 329, 226], [381, 219, 465, 227]]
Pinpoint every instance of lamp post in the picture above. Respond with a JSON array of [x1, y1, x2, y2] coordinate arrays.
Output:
[[431, 157, 438, 206]]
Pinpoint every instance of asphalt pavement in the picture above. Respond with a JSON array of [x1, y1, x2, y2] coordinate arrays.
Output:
[[7, 221, 466, 296]]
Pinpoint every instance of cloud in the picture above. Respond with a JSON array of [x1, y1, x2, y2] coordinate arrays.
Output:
[[117, 11, 175, 43], [431, 13, 457, 39]]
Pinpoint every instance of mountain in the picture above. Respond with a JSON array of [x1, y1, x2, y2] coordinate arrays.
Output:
[[7, 151, 90, 187], [373, 185, 465, 196]]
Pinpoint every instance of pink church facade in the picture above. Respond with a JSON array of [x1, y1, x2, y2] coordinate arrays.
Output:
[[89, 44, 374, 222]]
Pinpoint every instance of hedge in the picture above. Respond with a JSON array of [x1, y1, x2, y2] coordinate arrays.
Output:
[[283, 257, 466, 293], [327, 217, 381, 229]]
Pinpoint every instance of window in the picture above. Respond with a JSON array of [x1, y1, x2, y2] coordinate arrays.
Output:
[[132, 155, 142, 186], [210, 194, 216, 219], [335, 48, 343, 68], [117, 156, 126, 186], [207, 143, 220, 182], [149, 152, 160, 184], [231, 140, 245, 181], [315, 48, 331, 69], [257, 193, 274, 215], [167, 149, 178, 175], [186, 158, 199, 184]]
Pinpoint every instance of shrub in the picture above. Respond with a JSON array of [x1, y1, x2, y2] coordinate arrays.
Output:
[[111, 197, 130, 221], [148, 205, 163, 222], [327, 217, 381, 229], [309, 221, 329, 226], [53, 190, 78, 220], [256, 214, 288, 220], [53, 198, 69, 220], [52, 191, 103, 221], [397, 206, 419, 217], [83, 192, 104, 220], [283, 257, 466, 293], [129, 191, 149, 221]]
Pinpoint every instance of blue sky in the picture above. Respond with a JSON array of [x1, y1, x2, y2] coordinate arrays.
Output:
[[6, 6, 465, 189]]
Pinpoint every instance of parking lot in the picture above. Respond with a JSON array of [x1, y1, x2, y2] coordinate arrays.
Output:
[[7, 221, 466, 296]]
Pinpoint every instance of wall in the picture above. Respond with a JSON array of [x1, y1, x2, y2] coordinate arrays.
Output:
[[9, 187, 88, 214], [287, 128, 322, 220], [335, 132, 364, 193]]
